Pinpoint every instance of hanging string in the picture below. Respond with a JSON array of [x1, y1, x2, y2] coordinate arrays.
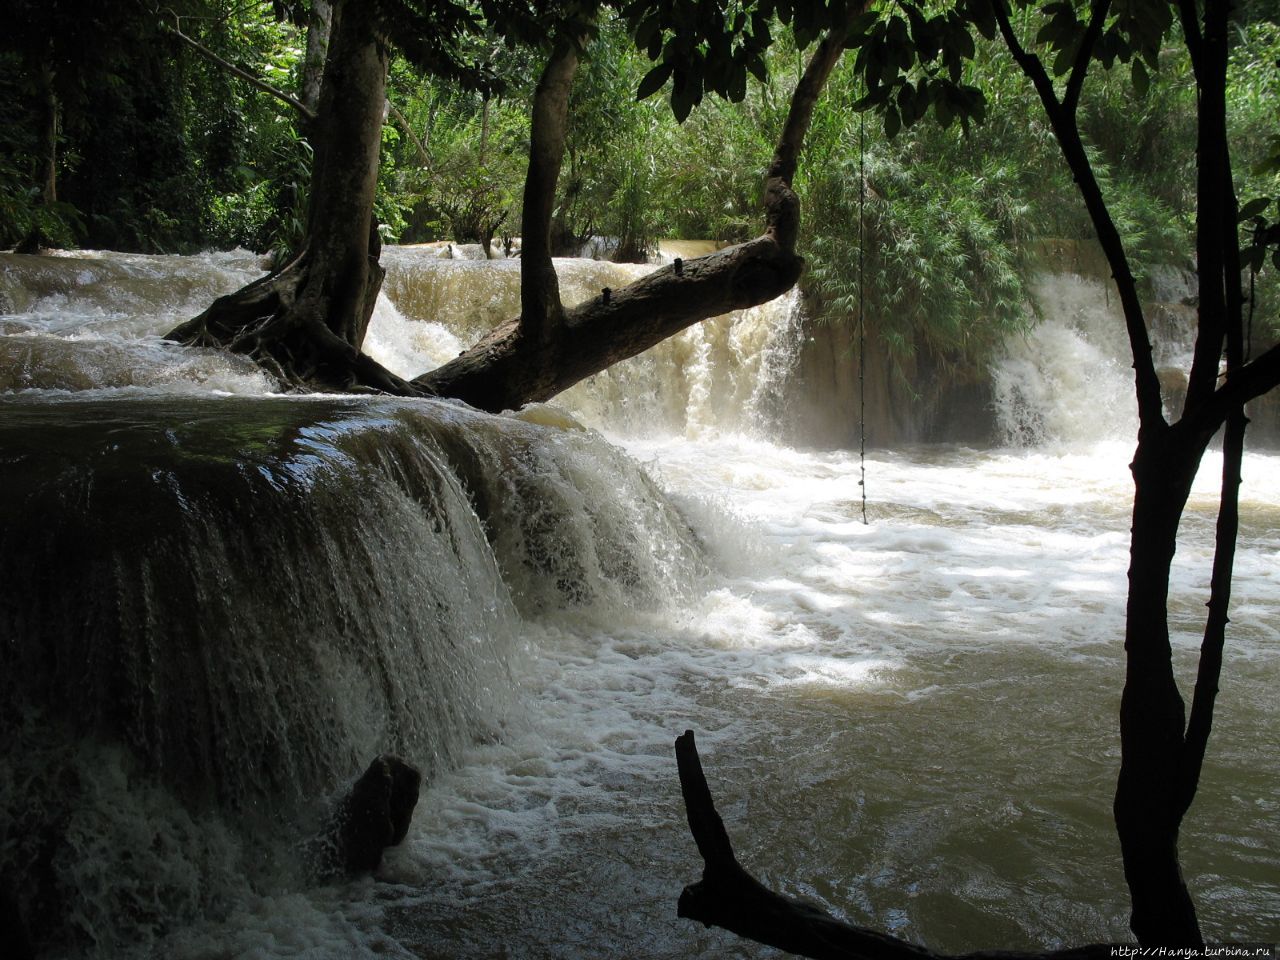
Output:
[[857, 107, 868, 526]]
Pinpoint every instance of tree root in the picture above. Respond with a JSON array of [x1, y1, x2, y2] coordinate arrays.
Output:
[[166, 252, 420, 396]]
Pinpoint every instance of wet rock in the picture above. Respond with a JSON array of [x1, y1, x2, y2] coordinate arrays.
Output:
[[331, 755, 421, 875]]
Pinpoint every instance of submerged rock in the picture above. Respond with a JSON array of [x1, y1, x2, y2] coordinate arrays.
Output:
[[330, 755, 422, 875]]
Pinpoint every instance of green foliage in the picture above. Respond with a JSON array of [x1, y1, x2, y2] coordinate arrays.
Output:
[[620, 0, 866, 121], [802, 54, 1036, 381], [6, 0, 1271, 362], [1229, 19, 1280, 331], [384, 59, 529, 246]]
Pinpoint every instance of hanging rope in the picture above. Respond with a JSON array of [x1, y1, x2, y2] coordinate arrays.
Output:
[[857, 108, 868, 526]]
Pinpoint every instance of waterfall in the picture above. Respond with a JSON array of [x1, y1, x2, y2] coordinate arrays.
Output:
[[990, 267, 1203, 448], [372, 248, 806, 438], [0, 248, 721, 956]]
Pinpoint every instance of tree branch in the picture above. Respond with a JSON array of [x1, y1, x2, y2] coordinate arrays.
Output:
[[301, 0, 333, 115], [675, 731, 1116, 960], [765, 8, 862, 251], [387, 99, 431, 168], [1174, 0, 1204, 82], [1179, 405, 1245, 814], [1182, 2, 1232, 412], [165, 14, 317, 123], [415, 18, 854, 410], [1062, 0, 1110, 117], [992, 0, 1163, 430]]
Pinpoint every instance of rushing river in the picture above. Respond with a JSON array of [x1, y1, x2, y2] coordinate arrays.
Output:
[[0, 247, 1276, 958]]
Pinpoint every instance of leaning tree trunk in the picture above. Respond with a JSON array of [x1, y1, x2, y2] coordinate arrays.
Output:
[[170, 2, 843, 408], [166, 0, 410, 394], [411, 17, 851, 412]]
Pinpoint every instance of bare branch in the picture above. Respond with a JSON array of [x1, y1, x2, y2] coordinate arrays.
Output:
[[165, 13, 317, 123], [1180, 406, 1245, 813], [765, 7, 863, 251], [1174, 0, 1204, 81], [1183, 3, 1234, 412], [1062, 0, 1111, 117], [387, 100, 431, 168], [1186, 342, 1280, 435], [416, 17, 855, 409], [675, 731, 1117, 960]]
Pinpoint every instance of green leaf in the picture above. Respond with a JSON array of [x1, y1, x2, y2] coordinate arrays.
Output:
[[884, 105, 901, 140], [1130, 59, 1149, 98], [636, 62, 673, 101], [1052, 38, 1079, 77], [634, 15, 661, 50], [1238, 197, 1271, 222], [727, 60, 747, 102], [968, 0, 997, 41], [671, 89, 693, 123], [935, 90, 955, 128]]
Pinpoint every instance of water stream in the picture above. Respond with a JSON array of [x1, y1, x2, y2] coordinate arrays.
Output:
[[0, 249, 1276, 957]]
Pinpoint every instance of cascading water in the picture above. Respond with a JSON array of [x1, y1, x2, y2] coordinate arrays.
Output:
[[1, 247, 1276, 958]]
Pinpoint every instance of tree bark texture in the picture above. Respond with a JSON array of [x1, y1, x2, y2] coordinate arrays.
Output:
[[167, 0, 408, 393], [1114, 435, 1205, 946], [518, 36, 580, 344], [414, 236, 802, 410], [302, 0, 333, 116]]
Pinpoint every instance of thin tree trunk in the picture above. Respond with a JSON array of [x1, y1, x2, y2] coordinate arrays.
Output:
[[414, 16, 851, 411], [301, 0, 333, 116], [296, 0, 387, 347], [39, 60, 57, 206], [1114, 438, 1205, 946], [518, 36, 580, 345], [15, 58, 59, 254]]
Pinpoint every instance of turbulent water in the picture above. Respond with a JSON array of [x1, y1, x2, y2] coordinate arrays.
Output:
[[0, 249, 1276, 958]]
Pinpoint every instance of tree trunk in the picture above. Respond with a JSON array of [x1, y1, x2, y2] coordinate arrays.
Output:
[[166, 0, 409, 394], [517, 36, 580, 345], [39, 60, 57, 207], [172, 5, 841, 406], [301, 0, 333, 117], [1113, 434, 1206, 946], [413, 18, 851, 411]]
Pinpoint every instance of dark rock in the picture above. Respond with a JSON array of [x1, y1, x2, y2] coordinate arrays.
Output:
[[0, 875, 36, 960], [331, 755, 421, 875]]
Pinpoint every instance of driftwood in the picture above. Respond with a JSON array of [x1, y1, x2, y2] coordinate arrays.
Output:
[[674, 730, 1116, 960]]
